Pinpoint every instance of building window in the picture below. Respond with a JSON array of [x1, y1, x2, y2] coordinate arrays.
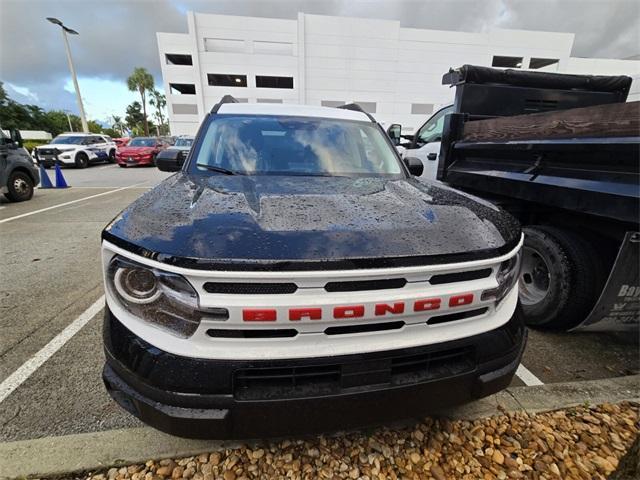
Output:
[[257, 98, 283, 103], [492, 56, 523, 68], [256, 76, 294, 89], [253, 41, 293, 56], [169, 83, 196, 95], [529, 58, 560, 69], [172, 104, 198, 115], [355, 102, 376, 113], [321, 100, 345, 107], [165, 54, 192, 66], [204, 38, 245, 53], [208, 74, 247, 87], [411, 103, 434, 115]]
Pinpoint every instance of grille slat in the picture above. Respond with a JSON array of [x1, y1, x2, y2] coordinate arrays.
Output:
[[233, 346, 475, 400], [429, 268, 492, 285], [324, 278, 407, 292], [428, 307, 489, 325], [203, 282, 297, 294]]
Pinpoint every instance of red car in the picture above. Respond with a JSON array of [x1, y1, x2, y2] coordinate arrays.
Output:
[[113, 137, 130, 148], [116, 137, 167, 167]]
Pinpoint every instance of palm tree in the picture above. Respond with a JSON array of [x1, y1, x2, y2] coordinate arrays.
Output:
[[126, 67, 154, 136], [149, 89, 167, 129], [111, 115, 125, 136]]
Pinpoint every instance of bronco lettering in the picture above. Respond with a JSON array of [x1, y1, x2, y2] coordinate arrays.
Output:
[[243, 294, 475, 321]]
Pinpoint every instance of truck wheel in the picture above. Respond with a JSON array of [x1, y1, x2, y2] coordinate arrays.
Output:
[[4, 171, 34, 202], [75, 152, 89, 169], [108, 149, 116, 163], [519, 226, 605, 330]]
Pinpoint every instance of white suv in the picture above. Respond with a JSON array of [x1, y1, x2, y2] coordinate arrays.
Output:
[[35, 133, 116, 168]]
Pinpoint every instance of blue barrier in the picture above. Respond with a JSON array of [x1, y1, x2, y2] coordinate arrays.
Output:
[[54, 164, 69, 188], [39, 164, 53, 189]]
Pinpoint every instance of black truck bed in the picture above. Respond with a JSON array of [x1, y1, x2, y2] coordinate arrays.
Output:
[[438, 69, 640, 225]]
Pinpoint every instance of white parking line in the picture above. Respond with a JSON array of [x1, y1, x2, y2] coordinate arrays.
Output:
[[516, 364, 544, 386], [0, 296, 105, 404], [0, 182, 147, 224]]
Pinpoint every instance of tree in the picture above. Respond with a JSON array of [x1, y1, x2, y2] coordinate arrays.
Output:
[[87, 120, 103, 133], [102, 127, 121, 138], [149, 89, 167, 128], [124, 101, 155, 136], [0, 82, 104, 136], [125, 101, 144, 133], [126, 67, 154, 136], [111, 115, 125, 135]]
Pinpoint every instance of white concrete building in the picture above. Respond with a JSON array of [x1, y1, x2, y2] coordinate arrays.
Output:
[[157, 12, 640, 135]]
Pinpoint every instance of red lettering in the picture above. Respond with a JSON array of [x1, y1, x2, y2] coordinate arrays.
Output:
[[375, 302, 405, 316], [449, 293, 474, 307], [334, 305, 365, 319], [289, 308, 322, 321], [243, 309, 277, 322], [414, 298, 441, 311]]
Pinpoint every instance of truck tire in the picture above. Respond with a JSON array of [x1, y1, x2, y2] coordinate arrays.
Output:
[[4, 171, 34, 202], [519, 226, 605, 330], [75, 152, 89, 169], [108, 149, 117, 163]]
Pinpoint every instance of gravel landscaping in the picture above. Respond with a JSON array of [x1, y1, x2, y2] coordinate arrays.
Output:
[[81, 402, 638, 480]]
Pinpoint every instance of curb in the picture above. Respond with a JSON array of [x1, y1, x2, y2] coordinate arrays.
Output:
[[1, 374, 638, 479]]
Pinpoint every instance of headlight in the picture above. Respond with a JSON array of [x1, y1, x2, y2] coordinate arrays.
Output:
[[107, 256, 202, 338], [481, 250, 522, 305]]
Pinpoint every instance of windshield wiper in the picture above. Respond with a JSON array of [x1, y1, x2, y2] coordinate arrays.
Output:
[[197, 164, 239, 175]]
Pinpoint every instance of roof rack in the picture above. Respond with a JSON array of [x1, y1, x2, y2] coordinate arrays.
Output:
[[337, 103, 376, 122], [211, 95, 239, 114]]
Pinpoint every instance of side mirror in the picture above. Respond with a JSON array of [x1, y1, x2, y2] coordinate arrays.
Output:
[[9, 128, 23, 148], [387, 124, 402, 146], [403, 156, 424, 177], [155, 149, 185, 172]]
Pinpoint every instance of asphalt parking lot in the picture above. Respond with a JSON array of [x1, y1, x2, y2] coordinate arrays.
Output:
[[0, 163, 638, 443]]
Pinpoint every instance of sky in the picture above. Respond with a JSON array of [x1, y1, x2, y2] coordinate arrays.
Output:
[[1, 0, 638, 126]]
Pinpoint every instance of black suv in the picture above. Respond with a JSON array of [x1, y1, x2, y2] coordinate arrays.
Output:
[[0, 128, 40, 202]]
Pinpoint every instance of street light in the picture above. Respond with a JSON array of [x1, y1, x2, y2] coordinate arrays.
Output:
[[47, 17, 89, 133]]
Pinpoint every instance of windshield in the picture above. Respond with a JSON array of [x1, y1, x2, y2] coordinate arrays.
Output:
[[128, 138, 156, 147], [51, 136, 86, 145], [192, 115, 403, 176], [175, 137, 194, 147]]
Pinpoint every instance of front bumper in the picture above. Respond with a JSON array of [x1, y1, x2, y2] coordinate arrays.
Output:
[[116, 156, 154, 166], [103, 306, 526, 439]]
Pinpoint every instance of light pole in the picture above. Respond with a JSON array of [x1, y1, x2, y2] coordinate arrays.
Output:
[[47, 17, 89, 133], [64, 110, 73, 131]]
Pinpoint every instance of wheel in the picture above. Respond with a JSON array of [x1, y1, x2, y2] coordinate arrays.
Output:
[[108, 149, 117, 163], [118, 163, 127, 168], [519, 226, 605, 330], [75, 152, 89, 169], [4, 171, 34, 202]]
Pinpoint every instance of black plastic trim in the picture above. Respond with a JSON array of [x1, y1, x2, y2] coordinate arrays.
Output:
[[102, 306, 526, 438]]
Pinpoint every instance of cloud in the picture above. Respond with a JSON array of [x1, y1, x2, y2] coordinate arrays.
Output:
[[1, 0, 637, 120]]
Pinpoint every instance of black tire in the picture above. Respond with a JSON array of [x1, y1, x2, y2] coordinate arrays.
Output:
[[519, 226, 606, 330], [4, 171, 34, 202], [75, 152, 89, 169], [118, 163, 127, 168], [108, 149, 117, 163]]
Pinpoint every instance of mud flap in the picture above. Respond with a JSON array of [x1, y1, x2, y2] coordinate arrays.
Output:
[[572, 232, 640, 331]]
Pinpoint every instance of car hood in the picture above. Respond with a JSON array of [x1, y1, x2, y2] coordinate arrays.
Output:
[[103, 173, 521, 270], [36, 143, 80, 151], [118, 146, 155, 155]]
